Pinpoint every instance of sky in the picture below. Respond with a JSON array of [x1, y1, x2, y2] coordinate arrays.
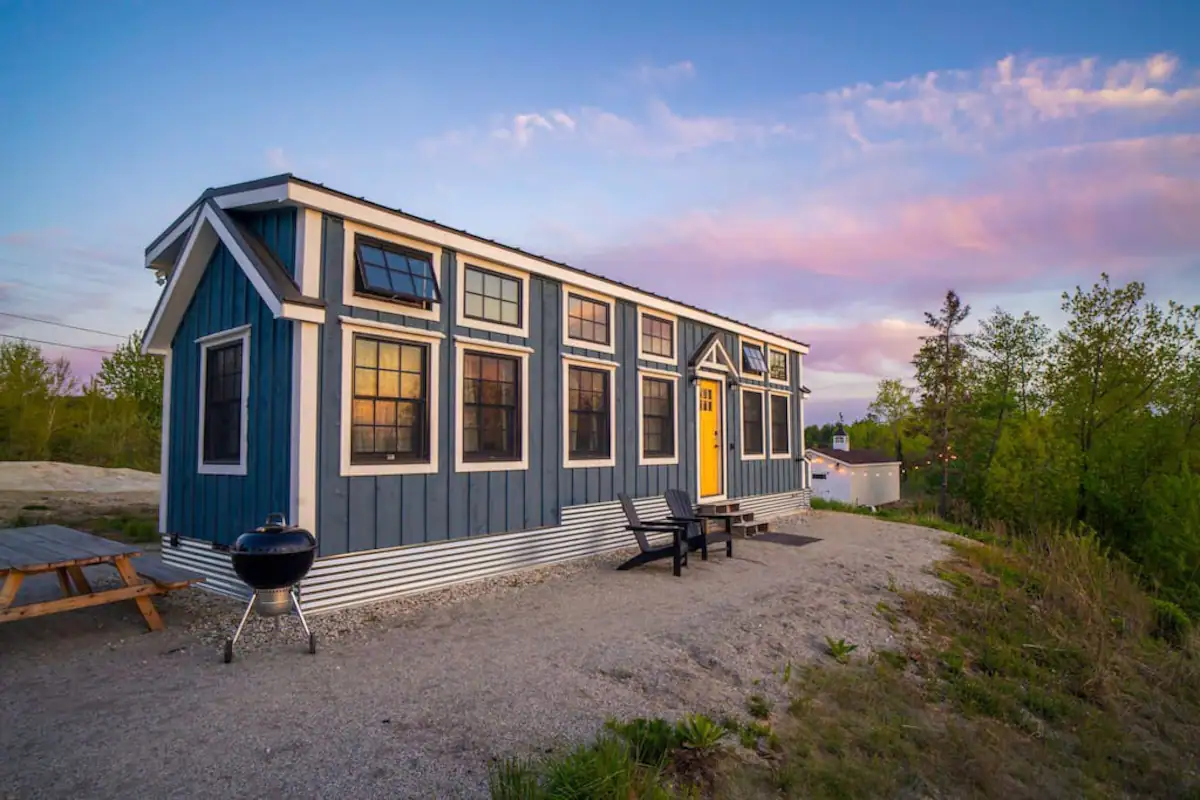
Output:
[[1, 0, 1199, 424]]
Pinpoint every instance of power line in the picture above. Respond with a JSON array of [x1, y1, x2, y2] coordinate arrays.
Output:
[[0, 333, 114, 355], [0, 311, 127, 339]]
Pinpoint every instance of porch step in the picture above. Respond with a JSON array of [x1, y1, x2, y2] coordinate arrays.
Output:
[[732, 520, 770, 538], [698, 501, 741, 515]]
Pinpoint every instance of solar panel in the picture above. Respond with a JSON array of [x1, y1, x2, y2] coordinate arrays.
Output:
[[742, 343, 767, 373], [355, 239, 441, 304]]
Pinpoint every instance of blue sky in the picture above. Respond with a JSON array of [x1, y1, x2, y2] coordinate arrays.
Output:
[[2, 0, 1199, 423]]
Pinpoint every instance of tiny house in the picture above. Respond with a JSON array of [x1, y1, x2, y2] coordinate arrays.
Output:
[[806, 424, 900, 507], [143, 175, 812, 612]]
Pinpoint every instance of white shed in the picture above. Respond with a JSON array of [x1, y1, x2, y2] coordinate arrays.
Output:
[[805, 424, 900, 507]]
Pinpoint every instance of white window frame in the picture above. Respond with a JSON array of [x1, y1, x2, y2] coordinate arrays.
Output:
[[636, 307, 677, 366], [563, 353, 619, 468], [339, 317, 443, 477], [739, 387, 766, 461], [454, 335, 531, 473], [767, 345, 790, 386], [637, 367, 679, 466], [196, 324, 251, 476], [562, 285, 617, 355], [343, 219, 443, 322], [455, 254, 530, 338], [738, 335, 767, 381], [769, 389, 793, 460]]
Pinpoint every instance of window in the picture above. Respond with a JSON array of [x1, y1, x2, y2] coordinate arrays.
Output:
[[350, 335, 428, 463], [641, 377, 675, 459], [567, 293, 610, 347], [354, 235, 441, 306], [568, 365, 610, 459], [741, 390, 764, 457], [462, 351, 521, 462], [742, 342, 767, 374], [770, 394, 791, 456], [640, 313, 674, 360], [463, 265, 521, 328], [202, 341, 243, 464], [769, 349, 788, 382]]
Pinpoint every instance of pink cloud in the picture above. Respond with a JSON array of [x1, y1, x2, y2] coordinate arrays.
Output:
[[794, 320, 925, 375]]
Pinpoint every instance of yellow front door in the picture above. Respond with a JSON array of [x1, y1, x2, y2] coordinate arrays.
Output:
[[698, 379, 722, 498]]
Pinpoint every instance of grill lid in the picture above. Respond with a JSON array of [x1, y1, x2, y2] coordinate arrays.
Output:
[[233, 513, 316, 556]]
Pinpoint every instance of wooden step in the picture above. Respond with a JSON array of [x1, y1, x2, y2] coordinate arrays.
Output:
[[732, 520, 769, 538], [698, 501, 741, 515]]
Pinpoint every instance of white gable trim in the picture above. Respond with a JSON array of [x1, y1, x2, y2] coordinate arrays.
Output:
[[143, 203, 284, 356], [145, 207, 199, 268], [694, 336, 738, 376]]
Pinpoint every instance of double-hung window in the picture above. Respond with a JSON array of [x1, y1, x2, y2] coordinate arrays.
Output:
[[462, 351, 521, 462], [640, 376, 675, 461], [198, 326, 250, 476], [568, 366, 610, 460], [463, 266, 521, 328], [565, 292, 613, 349], [770, 393, 791, 457], [351, 335, 429, 463], [741, 389, 765, 458], [768, 348, 788, 383], [639, 311, 675, 364]]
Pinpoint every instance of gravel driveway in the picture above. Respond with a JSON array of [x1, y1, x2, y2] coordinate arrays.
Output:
[[0, 511, 954, 799]]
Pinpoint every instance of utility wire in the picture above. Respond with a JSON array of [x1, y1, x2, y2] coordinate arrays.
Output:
[[0, 311, 127, 339], [0, 333, 114, 355]]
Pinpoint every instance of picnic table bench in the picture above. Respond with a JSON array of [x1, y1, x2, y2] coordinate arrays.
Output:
[[0, 525, 204, 631]]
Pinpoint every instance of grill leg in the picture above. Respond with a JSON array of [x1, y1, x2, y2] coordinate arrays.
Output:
[[291, 589, 317, 656], [230, 595, 256, 648]]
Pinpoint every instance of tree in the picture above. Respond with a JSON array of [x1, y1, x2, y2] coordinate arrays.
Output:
[[913, 290, 971, 518], [0, 340, 76, 460], [867, 378, 915, 467], [94, 333, 163, 426]]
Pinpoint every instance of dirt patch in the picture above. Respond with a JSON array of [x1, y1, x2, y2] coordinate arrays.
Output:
[[0, 461, 159, 534]]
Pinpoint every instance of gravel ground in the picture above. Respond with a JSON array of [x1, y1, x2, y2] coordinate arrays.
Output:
[[0, 511, 955, 799]]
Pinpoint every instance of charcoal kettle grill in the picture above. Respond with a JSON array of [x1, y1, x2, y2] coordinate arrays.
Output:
[[224, 513, 318, 663]]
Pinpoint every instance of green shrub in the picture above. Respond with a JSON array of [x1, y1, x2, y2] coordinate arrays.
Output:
[[675, 713, 727, 753], [488, 757, 541, 799], [1150, 598, 1191, 647], [540, 736, 643, 799], [825, 636, 859, 664], [603, 717, 678, 766]]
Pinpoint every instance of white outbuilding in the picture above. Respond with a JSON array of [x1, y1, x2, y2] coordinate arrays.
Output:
[[806, 423, 901, 507]]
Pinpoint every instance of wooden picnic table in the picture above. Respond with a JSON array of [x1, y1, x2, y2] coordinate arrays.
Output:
[[0, 525, 203, 631]]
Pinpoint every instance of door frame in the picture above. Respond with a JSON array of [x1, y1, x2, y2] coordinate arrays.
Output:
[[694, 370, 728, 501]]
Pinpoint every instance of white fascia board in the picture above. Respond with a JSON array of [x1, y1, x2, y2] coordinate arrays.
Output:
[[214, 184, 290, 209], [145, 207, 199, 268], [285, 182, 810, 355]]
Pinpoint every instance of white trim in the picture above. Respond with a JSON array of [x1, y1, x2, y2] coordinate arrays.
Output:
[[561, 350, 619, 369], [636, 307, 678, 366], [694, 335, 738, 376], [453, 334, 532, 353], [455, 254, 530, 338], [342, 219, 443, 322], [205, 205, 283, 317], [290, 321, 320, 530], [455, 340, 530, 473], [280, 303, 325, 323], [768, 389, 793, 460], [637, 364, 679, 378], [561, 285, 617, 355], [145, 208, 198, 268], [805, 450, 901, 469], [197, 326, 251, 477], [295, 207, 324, 297], [694, 373, 728, 501], [158, 351, 172, 533], [213, 184, 290, 209], [339, 315, 446, 341], [637, 369, 679, 466], [739, 387, 767, 461], [738, 335, 766, 381], [767, 345, 790, 386], [563, 357, 619, 469], [285, 182, 808, 354], [340, 325, 441, 477]]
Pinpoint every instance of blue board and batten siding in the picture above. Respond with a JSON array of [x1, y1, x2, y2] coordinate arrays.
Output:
[[313, 214, 805, 557], [166, 208, 297, 545]]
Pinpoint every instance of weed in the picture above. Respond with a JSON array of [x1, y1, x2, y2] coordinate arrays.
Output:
[[488, 757, 540, 799], [825, 636, 858, 664], [781, 661, 792, 685], [746, 694, 772, 719], [738, 720, 772, 750], [675, 713, 727, 752], [1150, 598, 1191, 647], [876, 600, 899, 627], [877, 649, 908, 670], [603, 717, 678, 766], [886, 572, 898, 593]]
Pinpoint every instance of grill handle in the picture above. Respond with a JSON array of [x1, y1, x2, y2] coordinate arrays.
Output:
[[264, 512, 288, 528]]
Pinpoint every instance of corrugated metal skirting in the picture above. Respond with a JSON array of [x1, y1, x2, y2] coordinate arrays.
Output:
[[161, 489, 810, 614]]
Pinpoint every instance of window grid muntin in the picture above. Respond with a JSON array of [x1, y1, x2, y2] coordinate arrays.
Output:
[[203, 341, 243, 463], [641, 314, 673, 358], [351, 335, 428, 463], [463, 265, 522, 328], [742, 343, 767, 374], [462, 351, 521, 461], [569, 365, 610, 458], [642, 377, 674, 457], [567, 294, 610, 346], [354, 235, 441, 306], [769, 350, 788, 381]]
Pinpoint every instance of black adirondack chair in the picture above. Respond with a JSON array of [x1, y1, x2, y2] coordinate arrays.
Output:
[[616, 493, 687, 576], [666, 489, 734, 560]]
